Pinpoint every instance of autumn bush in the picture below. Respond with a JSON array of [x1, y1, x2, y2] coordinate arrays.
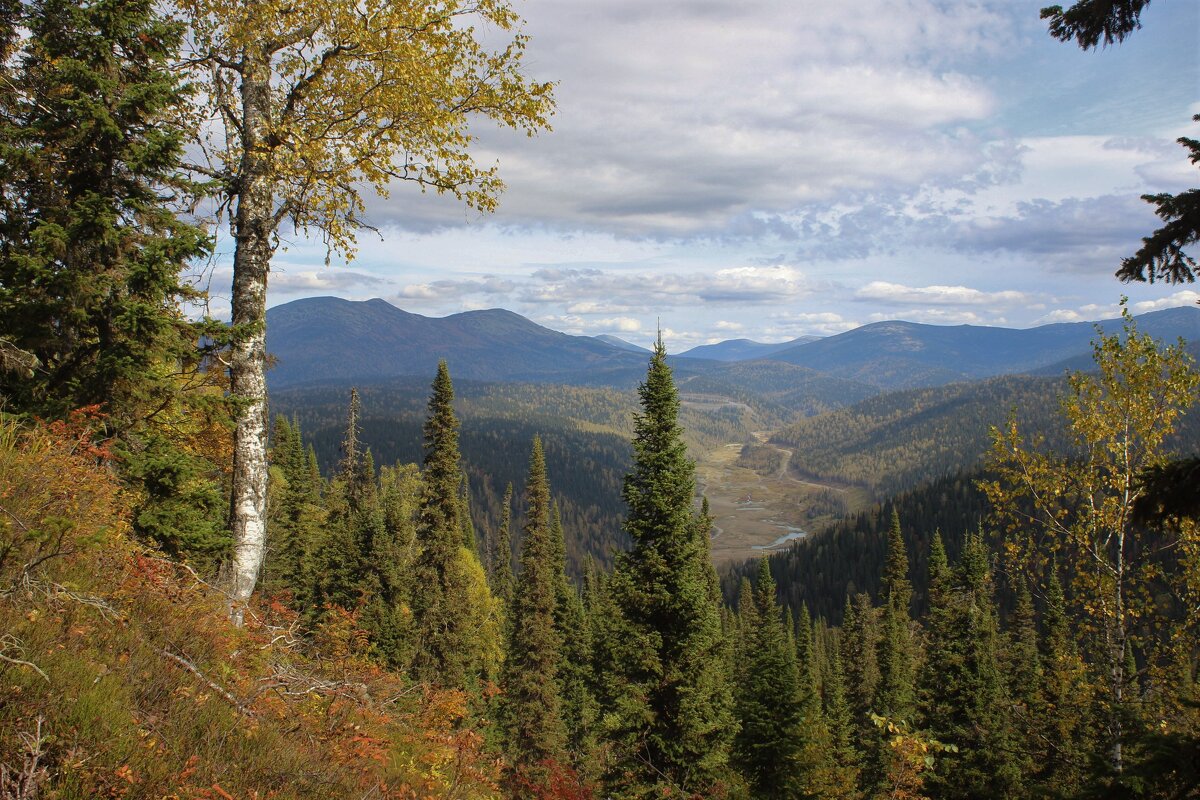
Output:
[[0, 416, 505, 799]]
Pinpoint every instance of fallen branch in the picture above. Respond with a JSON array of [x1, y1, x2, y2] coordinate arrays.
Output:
[[0, 634, 49, 683], [159, 647, 253, 717]]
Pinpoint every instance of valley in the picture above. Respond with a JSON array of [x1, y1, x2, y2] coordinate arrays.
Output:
[[696, 432, 868, 566]]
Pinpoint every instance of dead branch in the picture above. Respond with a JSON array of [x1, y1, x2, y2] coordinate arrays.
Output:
[[0, 634, 48, 683], [159, 647, 254, 717]]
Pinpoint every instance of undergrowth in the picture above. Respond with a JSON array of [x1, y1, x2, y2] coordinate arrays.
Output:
[[0, 415, 502, 799]]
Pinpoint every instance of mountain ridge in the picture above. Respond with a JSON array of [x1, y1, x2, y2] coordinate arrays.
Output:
[[265, 296, 1200, 393]]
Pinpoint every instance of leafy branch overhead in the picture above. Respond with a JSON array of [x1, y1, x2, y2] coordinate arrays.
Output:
[[181, 0, 556, 256]]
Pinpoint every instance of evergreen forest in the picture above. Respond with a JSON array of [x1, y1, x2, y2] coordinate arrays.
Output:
[[2, 0, 1200, 798]]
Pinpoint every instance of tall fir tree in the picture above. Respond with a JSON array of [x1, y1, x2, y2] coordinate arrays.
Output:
[[1006, 577, 1044, 784], [0, 0, 211, 428], [502, 437, 567, 784], [841, 591, 881, 795], [875, 509, 916, 721], [733, 559, 804, 799], [264, 415, 325, 605], [794, 604, 841, 798], [551, 499, 600, 777], [921, 532, 1022, 799], [0, 0, 229, 563], [411, 361, 474, 687], [602, 336, 735, 798], [490, 482, 516, 613], [1038, 566, 1095, 797], [821, 636, 862, 796]]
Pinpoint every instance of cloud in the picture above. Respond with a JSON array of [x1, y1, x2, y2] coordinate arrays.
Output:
[[269, 268, 387, 293], [361, 0, 1010, 236], [522, 264, 816, 309], [1132, 291, 1200, 313], [957, 194, 1158, 268], [1035, 309, 1085, 324], [764, 311, 861, 337], [596, 317, 643, 333], [855, 281, 1028, 306], [394, 275, 517, 301]]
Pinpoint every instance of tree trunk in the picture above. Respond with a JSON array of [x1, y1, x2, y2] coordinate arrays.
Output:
[[227, 50, 275, 626]]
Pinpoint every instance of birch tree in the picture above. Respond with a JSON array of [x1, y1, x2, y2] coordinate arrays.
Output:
[[983, 306, 1198, 773], [176, 0, 554, 622]]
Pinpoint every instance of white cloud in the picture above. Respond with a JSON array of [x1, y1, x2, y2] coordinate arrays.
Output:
[[1132, 291, 1200, 313], [364, 0, 1011, 236], [596, 317, 643, 333], [856, 281, 1028, 306], [1035, 309, 1085, 323]]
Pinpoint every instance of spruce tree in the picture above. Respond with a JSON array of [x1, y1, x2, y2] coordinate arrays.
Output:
[[821, 639, 862, 796], [793, 603, 840, 799], [1006, 578, 1043, 783], [490, 482, 516, 613], [551, 499, 600, 775], [922, 532, 1022, 799], [411, 361, 476, 687], [0, 0, 211, 429], [1038, 566, 1094, 797], [841, 592, 881, 795], [0, 0, 228, 563], [265, 415, 325, 605], [875, 509, 916, 721], [603, 337, 735, 798], [733, 559, 803, 799], [502, 437, 567, 782]]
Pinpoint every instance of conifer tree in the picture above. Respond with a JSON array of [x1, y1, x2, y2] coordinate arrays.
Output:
[[0, 0, 228, 563], [265, 415, 325, 604], [841, 592, 881, 794], [841, 592, 880, 730], [793, 603, 840, 799], [491, 483, 516, 610], [551, 499, 600, 775], [821, 639, 862, 795], [876, 509, 916, 721], [411, 361, 493, 688], [921, 532, 1021, 799], [311, 396, 380, 616], [459, 475, 478, 553], [733, 559, 803, 799], [0, 0, 211, 429], [1006, 578, 1043, 783], [502, 437, 566, 782], [602, 337, 735, 798]]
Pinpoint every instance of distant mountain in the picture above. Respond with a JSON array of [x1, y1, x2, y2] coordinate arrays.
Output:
[[677, 360, 878, 419], [594, 334, 650, 353], [265, 297, 1200, 396], [767, 306, 1200, 390], [677, 335, 821, 362], [265, 296, 649, 388]]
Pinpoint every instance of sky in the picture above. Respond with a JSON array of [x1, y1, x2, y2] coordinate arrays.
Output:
[[197, 0, 1200, 351]]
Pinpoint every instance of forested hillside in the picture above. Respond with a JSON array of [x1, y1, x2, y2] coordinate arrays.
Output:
[[775, 373, 1200, 498], [721, 469, 991, 623]]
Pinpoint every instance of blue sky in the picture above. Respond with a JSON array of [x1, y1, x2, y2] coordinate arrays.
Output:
[[198, 0, 1200, 351]]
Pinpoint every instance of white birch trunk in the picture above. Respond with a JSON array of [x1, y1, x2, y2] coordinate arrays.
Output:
[[227, 51, 274, 626]]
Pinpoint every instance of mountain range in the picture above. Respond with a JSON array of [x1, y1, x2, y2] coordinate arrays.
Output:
[[265, 296, 1200, 392]]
